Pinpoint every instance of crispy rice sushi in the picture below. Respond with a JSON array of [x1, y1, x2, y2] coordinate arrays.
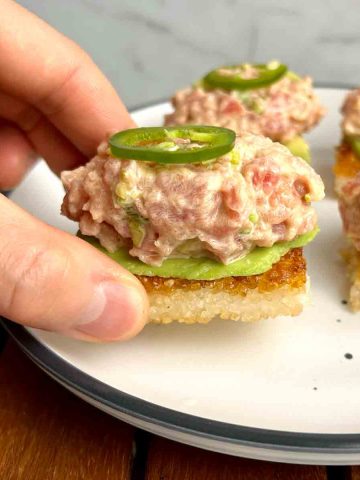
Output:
[[61, 126, 324, 324]]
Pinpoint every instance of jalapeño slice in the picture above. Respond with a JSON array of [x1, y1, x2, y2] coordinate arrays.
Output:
[[109, 126, 236, 164], [202, 62, 288, 91]]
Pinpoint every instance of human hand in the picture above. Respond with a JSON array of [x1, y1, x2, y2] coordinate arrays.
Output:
[[0, 0, 148, 341]]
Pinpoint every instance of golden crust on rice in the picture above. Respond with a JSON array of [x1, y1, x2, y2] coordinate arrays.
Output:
[[137, 248, 308, 324], [138, 248, 305, 295], [334, 142, 360, 178]]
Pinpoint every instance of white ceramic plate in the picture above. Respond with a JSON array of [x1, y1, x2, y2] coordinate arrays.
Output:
[[3, 88, 360, 465]]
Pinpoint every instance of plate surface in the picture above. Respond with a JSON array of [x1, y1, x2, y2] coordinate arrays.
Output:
[[4, 88, 360, 464]]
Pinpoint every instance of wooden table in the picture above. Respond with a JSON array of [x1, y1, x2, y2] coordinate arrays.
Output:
[[0, 325, 357, 480]]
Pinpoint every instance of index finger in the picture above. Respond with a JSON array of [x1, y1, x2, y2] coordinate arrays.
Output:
[[0, 0, 135, 158]]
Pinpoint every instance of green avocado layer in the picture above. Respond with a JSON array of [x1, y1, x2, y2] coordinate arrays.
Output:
[[282, 136, 311, 163], [80, 228, 318, 281], [345, 135, 360, 159]]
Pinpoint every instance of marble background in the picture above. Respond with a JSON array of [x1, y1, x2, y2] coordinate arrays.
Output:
[[18, 0, 360, 109]]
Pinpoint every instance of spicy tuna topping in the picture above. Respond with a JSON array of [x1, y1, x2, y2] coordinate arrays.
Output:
[[334, 89, 360, 250], [61, 131, 324, 267], [165, 73, 325, 143], [342, 88, 360, 138]]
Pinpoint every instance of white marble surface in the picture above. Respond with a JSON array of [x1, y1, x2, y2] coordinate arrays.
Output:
[[18, 0, 360, 109]]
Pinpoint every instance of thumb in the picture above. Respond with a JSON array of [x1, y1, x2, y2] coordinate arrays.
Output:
[[0, 194, 148, 341]]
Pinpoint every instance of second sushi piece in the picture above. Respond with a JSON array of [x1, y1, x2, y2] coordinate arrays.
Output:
[[334, 88, 360, 310], [165, 61, 325, 161]]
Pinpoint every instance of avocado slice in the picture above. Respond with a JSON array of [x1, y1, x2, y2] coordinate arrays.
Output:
[[345, 136, 360, 159], [80, 228, 318, 281], [282, 136, 311, 163]]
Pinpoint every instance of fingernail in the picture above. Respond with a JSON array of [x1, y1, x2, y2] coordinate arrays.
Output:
[[74, 281, 146, 341]]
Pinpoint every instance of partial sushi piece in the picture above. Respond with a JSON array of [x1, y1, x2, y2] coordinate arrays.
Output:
[[61, 126, 324, 324], [165, 61, 325, 162], [341, 246, 360, 312], [334, 88, 360, 310]]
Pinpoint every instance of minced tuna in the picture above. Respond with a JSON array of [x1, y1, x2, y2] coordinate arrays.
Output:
[[165, 76, 325, 142], [61, 134, 324, 266]]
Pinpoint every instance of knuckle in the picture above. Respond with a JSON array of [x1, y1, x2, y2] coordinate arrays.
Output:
[[13, 106, 43, 133], [35, 61, 84, 118], [24, 246, 71, 290], [0, 239, 71, 322]]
